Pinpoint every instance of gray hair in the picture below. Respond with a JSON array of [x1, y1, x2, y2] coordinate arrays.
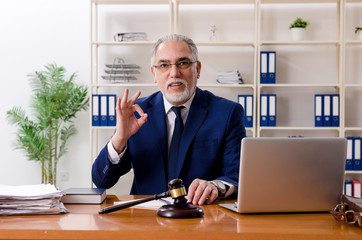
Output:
[[151, 34, 199, 66]]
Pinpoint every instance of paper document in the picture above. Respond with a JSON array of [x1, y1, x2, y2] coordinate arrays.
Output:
[[114, 197, 173, 210], [0, 184, 68, 215]]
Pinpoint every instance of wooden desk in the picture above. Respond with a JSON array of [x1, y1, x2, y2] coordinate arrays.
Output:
[[0, 195, 361, 240]]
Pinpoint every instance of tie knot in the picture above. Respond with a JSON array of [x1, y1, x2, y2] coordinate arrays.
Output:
[[171, 106, 184, 118]]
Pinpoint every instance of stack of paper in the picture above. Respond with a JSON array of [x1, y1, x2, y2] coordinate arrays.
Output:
[[114, 32, 147, 42], [0, 184, 68, 216], [216, 70, 244, 84]]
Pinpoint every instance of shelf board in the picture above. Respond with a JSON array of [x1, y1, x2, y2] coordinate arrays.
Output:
[[260, 83, 341, 88], [90, 83, 255, 88], [344, 127, 362, 131], [260, 0, 340, 3], [260, 40, 340, 46], [91, 83, 157, 88], [198, 83, 255, 88], [345, 171, 362, 175], [93, 0, 170, 5], [259, 126, 341, 131], [195, 41, 255, 47], [92, 41, 155, 46], [345, 40, 362, 45], [344, 84, 362, 88], [177, 0, 255, 4]]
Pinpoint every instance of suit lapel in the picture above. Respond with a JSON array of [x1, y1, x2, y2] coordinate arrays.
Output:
[[176, 88, 208, 177]]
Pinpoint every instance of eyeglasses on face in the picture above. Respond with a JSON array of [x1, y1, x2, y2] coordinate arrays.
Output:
[[153, 60, 197, 72]]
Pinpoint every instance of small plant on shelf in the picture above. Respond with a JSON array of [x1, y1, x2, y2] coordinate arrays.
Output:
[[356, 27, 362, 40], [289, 17, 310, 41], [289, 17, 309, 29]]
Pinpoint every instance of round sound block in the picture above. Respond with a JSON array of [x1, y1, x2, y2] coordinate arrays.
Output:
[[157, 204, 204, 218]]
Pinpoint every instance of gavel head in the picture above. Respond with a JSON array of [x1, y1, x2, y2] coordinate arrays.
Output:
[[168, 179, 187, 206]]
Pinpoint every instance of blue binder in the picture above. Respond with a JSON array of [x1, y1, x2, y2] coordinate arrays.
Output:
[[268, 51, 276, 84], [245, 95, 253, 128], [260, 94, 268, 126], [260, 52, 268, 84], [314, 95, 323, 127], [345, 181, 353, 196], [268, 94, 276, 126], [331, 94, 340, 127], [353, 138, 361, 171], [238, 95, 253, 128], [108, 95, 116, 126], [323, 95, 331, 127], [92, 94, 100, 126], [100, 95, 108, 126], [346, 137, 354, 170]]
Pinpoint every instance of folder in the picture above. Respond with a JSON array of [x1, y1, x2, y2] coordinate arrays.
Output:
[[345, 181, 353, 196], [92, 95, 100, 126], [268, 51, 276, 84], [353, 181, 362, 198], [352, 181, 361, 198], [260, 52, 268, 84], [331, 94, 340, 127], [268, 94, 276, 126], [100, 95, 108, 126], [238, 95, 253, 128], [353, 138, 361, 171], [314, 95, 323, 127], [245, 95, 253, 128], [260, 94, 268, 126], [108, 95, 116, 126], [323, 95, 331, 127], [346, 138, 354, 171]]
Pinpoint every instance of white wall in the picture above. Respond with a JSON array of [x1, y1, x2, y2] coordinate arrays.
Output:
[[0, 0, 91, 189]]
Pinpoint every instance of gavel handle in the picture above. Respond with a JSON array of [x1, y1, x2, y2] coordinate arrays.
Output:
[[98, 191, 170, 214]]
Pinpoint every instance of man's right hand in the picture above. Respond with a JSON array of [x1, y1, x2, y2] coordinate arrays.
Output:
[[111, 88, 148, 153]]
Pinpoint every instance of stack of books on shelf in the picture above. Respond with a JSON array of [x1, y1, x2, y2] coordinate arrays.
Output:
[[216, 70, 243, 84], [114, 32, 147, 42], [0, 184, 67, 216], [102, 57, 141, 83]]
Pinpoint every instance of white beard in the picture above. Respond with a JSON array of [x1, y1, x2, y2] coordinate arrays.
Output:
[[164, 78, 195, 104]]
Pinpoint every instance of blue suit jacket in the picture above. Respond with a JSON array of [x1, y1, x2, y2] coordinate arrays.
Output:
[[92, 88, 246, 194]]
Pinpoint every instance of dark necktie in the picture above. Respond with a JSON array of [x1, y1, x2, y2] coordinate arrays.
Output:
[[168, 106, 185, 182]]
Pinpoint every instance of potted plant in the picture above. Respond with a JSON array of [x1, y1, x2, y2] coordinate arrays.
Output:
[[356, 27, 362, 40], [289, 17, 310, 41], [6, 63, 89, 186]]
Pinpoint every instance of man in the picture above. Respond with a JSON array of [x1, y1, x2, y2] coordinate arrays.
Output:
[[92, 34, 246, 205]]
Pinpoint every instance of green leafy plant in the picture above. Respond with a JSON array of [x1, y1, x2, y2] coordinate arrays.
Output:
[[6, 63, 89, 186], [289, 17, 310, 29], [355, 27, 362, 34]]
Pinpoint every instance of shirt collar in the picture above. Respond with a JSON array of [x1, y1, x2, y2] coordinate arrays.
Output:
[[163, 91, 195, 114]]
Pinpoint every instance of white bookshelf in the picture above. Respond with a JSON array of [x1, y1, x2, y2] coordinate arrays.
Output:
[[90, 0, 362, 187]]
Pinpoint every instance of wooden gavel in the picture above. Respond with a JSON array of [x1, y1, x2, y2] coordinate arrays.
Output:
[[98, 179, 204, 218]]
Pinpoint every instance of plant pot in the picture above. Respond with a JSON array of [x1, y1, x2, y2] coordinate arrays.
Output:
[[291, 27, 306, 41]]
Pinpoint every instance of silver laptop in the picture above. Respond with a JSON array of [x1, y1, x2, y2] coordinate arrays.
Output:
[[220, 137, 347, 213]]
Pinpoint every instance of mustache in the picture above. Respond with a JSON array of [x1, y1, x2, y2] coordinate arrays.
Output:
[[166, 78, 187, 86]]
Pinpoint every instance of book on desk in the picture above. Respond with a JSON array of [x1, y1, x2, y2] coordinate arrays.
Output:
[[61, 188, 106, 204]]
